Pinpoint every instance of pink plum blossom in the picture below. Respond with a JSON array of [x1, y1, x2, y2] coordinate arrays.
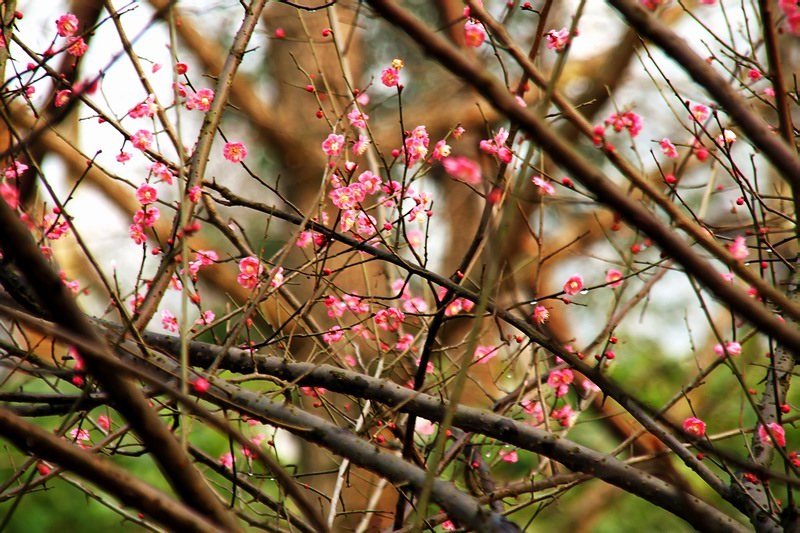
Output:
[[605, 111, 643, 137], [546, 28, 570, 51], [353, 134, 370, 155], [186, 88, 214, 112], [322, 133, 345, 157], [683, 417, 706, 438], [551, 405, 576, 427], [269, 266, 284, 288], [161, 310, 178, 332], [133, 206, 159, 227], [758, 422, 786, 447], [404, 125, 429, 164], [136, 183, 157, 205], [223, 142, 247, 163], [322, 326, 344, 344], [129, 94, 158, 119], [605, 269, 623, 288], [56, 14, 79, 38], [374, 307, 405, 331], [479, 128, 511, 163], [432, 140, 451, 160], [547, 369, 574, 397], [148, 162, 174, 184], [0, 183, 19, 209], [474, 345, 498, 364], [219, 452, 234, 469], [347, 108, 368, 129], [357, 171, 382, 194], [55, 90, 72, 108], [713, 341, 742, 357], [130, 129, 153, 151], [464, 20, 486, 47], [533, 305, 550, 324], [563, 274, 584, 296], [67, 37, 87, 56], [324, 295, 347, 318], [717, 129, 737, 145], [381, 67, 400, 88], [690, 104, 710, 123], [330, 184, 365, 210], [188, 186, 202, 202], [69, 428, 90, 443], [4, 160, 28, 180], [415, 418, 436, 436], [196, 310, 215, 326], [129, 224, 146, 245], [237, 256, 263, 289], [498, 450, 519, 463], [522, 400, 544, 424], [532, 176, 555, 195], [660, 138, 678, 158], [442, 156, 481, 184], [396, 333, 415, 352], [729, 236, 749, 261]]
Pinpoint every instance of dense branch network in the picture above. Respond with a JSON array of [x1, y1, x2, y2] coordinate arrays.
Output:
[[0, 0, 798, 531]]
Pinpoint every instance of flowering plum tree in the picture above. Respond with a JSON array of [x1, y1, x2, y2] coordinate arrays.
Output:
[[0, 0, 798, 531]]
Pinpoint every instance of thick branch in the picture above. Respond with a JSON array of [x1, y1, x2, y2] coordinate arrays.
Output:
[[467, 0, 798, 340], [139, 329, 749, 533], [0, 182, 240, 531], [0, 302, 329, 533], [0, 407, 219, 533], [364, 0, 800, 356], [118, 345, 522, 532], [206, 183, 739, 506], [606, 0, 800, 187]]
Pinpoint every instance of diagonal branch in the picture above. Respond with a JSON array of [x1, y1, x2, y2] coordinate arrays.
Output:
[[363, 0, 800, 355], [466, 0, 796, 335], [0, 293, 751, 531], [0, 407, 220, 533], [606, 0, 800, 217], [133, 0, 268, 329], [135, 330, 750, 533], [17, 314, 521, 533], [0, 193, 241, 530], [0, 301, 330, 533], [4, 302, 744, 532]]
